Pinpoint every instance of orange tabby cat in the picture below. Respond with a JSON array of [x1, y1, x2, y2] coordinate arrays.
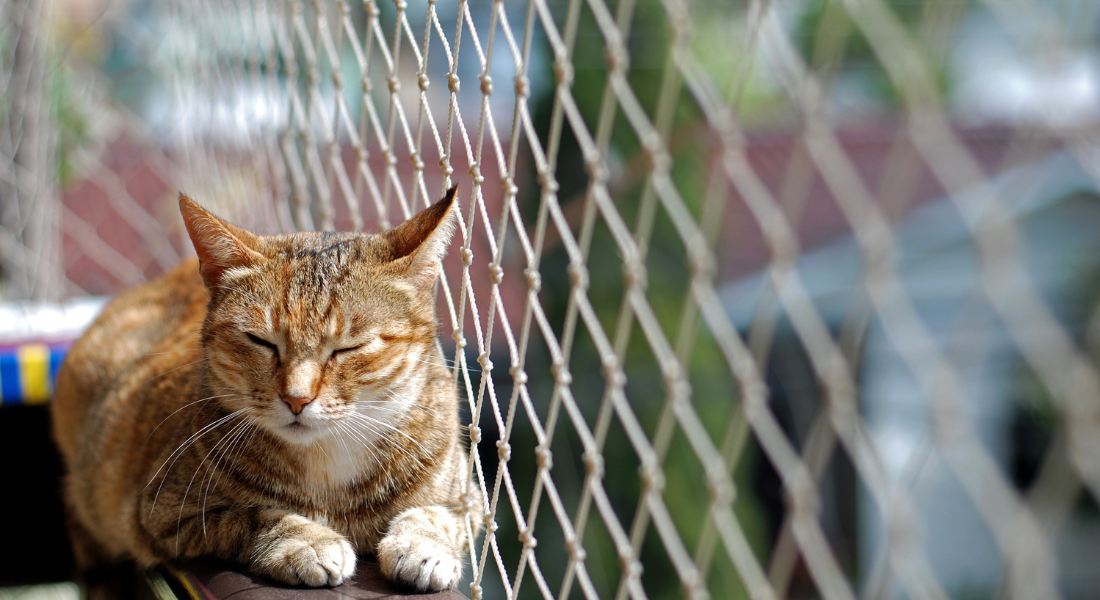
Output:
[[51, 187, 478, 592]]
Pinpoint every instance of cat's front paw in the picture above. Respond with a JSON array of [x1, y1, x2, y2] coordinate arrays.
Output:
[[253, 514, 357, 587], [377, 532, 462, 592]]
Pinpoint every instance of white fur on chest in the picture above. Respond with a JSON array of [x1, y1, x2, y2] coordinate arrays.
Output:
[[299, 431, 379, 494], [294, 388, 418, 495]]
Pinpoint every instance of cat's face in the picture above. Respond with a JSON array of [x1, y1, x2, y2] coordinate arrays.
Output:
[[202, 234, 437, 445], [180, 191, 457, 446]]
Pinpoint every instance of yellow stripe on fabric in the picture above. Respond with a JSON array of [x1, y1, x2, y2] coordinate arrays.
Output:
[[18, 344, 51, 405], [167, 566, 206, 600]]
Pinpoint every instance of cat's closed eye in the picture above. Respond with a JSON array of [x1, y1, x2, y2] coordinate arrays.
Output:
[[246, 333, 279, 356], [331, 344, 365, 359]]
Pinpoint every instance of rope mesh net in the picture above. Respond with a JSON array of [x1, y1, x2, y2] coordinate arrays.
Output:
[[5, 0, 1100, 598]]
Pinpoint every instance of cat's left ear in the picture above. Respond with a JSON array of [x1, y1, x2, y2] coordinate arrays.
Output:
[[380, 186, 459, 288], [179, 193, 267, 289]]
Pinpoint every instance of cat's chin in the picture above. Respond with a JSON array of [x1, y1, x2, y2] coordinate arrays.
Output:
[[268, 420, 329, 446]]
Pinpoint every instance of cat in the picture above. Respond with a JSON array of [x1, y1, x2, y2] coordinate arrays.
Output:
[[51, 187, 480, 592]]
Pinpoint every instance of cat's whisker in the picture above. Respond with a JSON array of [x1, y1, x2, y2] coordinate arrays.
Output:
[[203, 413, 253, 499], [147, 408, 250, 512], [336, 418, 389, 468], [417, 355, 460, 366], [341, 415, 384, 444], [333, 421, 382, 465], [178, 414, 253, 547], [362, 394, 441, 419], [148, 393, 247, 440], [185, 414, 251, 502], [140, 358, 209, 386], [201, 417, 255, 535], [198, 427, 243, 531], [362, 431, 418, 464], [340, 416, 413, 461], [378, 389, 441, 418], [146, 407, 247, 493], [346, 412, 427, 458], [411, 355, 479, 371], [200, 426, 238, 509], [356, 394, 404, 405], [143, 347, 199, 357], [329, 421, 356, 462], [437, 364, 481, 373], [357, 399, 439, 418], [408, 357, 461, 369], [218, 421, 263, 495], [311, 434, 331, 459]]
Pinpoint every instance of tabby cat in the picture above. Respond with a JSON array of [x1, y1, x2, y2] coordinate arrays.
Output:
[[51, 187, 478, 592]]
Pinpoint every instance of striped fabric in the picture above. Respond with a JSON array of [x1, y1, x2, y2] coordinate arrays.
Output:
[[0, 344, 67, 406]]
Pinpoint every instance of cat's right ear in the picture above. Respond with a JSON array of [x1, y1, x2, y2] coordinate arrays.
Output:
[[179, 193, 266, 289], [378, 186, 459, 289]]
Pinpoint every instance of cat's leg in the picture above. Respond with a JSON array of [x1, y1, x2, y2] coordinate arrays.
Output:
[[141, 503, 357, 587], [377, 506, 466, 592]]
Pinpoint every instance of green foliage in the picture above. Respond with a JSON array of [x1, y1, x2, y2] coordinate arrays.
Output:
[[690, 3, 792, 124], [793, 0, 961, 108]]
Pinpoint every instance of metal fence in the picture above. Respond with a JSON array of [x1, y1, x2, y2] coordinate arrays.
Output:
[[6, 0, 1100, 598]]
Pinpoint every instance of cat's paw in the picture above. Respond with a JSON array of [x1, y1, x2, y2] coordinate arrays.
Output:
[[253, 515, 357, 587], [377, 532, 463, 592]]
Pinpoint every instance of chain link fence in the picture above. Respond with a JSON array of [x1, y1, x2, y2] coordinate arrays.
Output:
[[6, 0, 1100, 598]]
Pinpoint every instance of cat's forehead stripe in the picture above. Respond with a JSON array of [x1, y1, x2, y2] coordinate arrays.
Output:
[[285, 232, 363, 262]]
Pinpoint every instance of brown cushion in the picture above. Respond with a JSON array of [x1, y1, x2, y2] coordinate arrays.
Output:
[[159, 561, 467, 599]]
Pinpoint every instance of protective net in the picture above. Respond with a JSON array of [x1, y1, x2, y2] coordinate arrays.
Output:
[[5, 0, 1100, 598]]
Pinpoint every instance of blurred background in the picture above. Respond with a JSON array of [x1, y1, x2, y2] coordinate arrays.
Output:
[[3, 0, 1100, 598]]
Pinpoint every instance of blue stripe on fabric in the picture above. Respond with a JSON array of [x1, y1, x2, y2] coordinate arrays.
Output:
[[50, 346, 66, 390], [0, 351, 21, 406]]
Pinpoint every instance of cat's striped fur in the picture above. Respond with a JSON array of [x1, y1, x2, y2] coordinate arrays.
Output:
[[52, 188, 479, 591]]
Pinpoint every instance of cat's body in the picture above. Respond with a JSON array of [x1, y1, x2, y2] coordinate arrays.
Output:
[[52, 189, 476, 591]]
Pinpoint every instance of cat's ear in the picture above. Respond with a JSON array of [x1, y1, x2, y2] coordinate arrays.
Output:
[[379, 186, 458, 288], [179, 193, 266, 288]]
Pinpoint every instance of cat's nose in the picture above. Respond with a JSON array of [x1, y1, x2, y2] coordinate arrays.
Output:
[[282, 394, 314, 415], [281, 360, 320, 415]]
